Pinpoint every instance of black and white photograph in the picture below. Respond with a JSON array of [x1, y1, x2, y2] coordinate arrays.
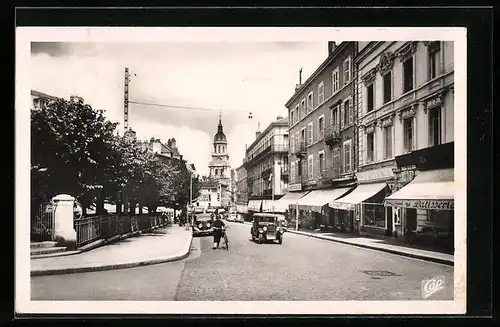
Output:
[[16, 26, 467, 315]]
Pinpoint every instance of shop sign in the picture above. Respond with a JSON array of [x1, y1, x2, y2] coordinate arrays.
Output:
[[330, 202, 355, 211], [288, 183, 302, 191], [385, 199, 454, 210]]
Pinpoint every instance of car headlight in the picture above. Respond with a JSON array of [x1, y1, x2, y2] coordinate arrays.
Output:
[[198, 223, 202, 229], [263, 226, 267, 231], [206, 223, 211, 228]]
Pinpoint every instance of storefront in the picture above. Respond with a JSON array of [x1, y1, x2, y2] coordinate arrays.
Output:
[[384, 168, 454, 251], [273, 191, 310, 223], [291, 187, 352, 231], [329, 167, 395, 235]]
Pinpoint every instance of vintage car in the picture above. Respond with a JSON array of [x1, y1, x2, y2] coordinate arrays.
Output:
[[250, 213, 285, 244], [192, 214, 214, 237]]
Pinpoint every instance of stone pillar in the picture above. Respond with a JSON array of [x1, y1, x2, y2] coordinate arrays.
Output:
[[52, 194, 77, 250]]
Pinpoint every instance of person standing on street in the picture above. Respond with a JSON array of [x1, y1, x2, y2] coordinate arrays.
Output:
[[212, 214, 226, 249]]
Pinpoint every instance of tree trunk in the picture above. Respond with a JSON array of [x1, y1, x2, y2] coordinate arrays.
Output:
[[139, 205, 143, 215], [129, 200, 136, 216], [116, 191, 122, 214]]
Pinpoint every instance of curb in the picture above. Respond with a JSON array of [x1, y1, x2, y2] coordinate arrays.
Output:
[[286, 230, 454, 266], [31, 233, 193, 277]]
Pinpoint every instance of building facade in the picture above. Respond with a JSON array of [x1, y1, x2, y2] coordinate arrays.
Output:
[[283, 41, 358, 232], [351, 41, 454, 251], [243, 116, 289, 213], [31, 90, 59, 111], [234, 164, 248, 214], [196, 179, 222, 210]]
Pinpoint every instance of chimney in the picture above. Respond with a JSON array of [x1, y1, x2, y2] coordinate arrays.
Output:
[[167, 138, 172, 148], [328, 41, 337, 55], [295, 67, 303, 92], [171, 138, 177, 149], [276, 115, 283, 121]]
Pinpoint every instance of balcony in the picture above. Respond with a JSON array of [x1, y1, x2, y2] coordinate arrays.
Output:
[[294, 141, 307, 157], [261, 166, 273, 178], [324, 124, 341, 148]]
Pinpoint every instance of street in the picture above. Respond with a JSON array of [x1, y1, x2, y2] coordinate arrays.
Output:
[[31, 221, 454, 301]]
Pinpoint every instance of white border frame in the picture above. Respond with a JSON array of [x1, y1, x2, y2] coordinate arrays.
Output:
[[16, 26, 466, 315]]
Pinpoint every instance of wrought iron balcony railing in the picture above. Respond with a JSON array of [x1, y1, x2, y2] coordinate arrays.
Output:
[[324, 124, 341, 147]]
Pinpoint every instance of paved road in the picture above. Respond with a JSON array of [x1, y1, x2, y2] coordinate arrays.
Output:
[[31, 221, 454, 301]]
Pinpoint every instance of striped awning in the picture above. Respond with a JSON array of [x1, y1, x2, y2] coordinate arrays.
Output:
[[295, 188, 352, 213], [274, 191, 310, 212]]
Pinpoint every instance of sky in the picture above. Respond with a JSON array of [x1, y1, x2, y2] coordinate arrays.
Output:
[[31, 41, 327, 176]]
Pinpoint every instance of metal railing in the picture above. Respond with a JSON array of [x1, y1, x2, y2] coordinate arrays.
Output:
[[74, 214, 164, 248], [294, 141, 307, 156], [31, 202, 55, 241], [324, 124, 341, 146]]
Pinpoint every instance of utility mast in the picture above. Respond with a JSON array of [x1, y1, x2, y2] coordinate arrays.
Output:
[[124, 67, 130, 132]]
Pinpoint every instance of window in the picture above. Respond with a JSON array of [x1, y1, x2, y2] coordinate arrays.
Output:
[[332, 67, 340, 94], [290, 135, 295, 154], [366, 83, 374, 112], [307, 154, 314, 180], [384, 125, 393, 159], [294, 105, 299, 123], [429, 106, 442, 146], [383, 71, 392, 104], [343, 57, 351, 85], [318, 82, 325, 104], [301, 99, 306, 118], [428, 42, 441, 80], [307, 122, 313, 146], [403, 56, 414, 93], [290, 110, 294, 126], [295, 132, 300, 151], [342, 98, 352, 128], [307, 92, 313, 113], [366, 133, 374, 163], [331, 105, 339, 129], [318, 115, 325, 140], [332, 147, 341, 178], [343, 139, 352, 173], [363, 204, 386, 228], [318, 151, 325, 176], [290, 161, 296, 183], [403, 118, 414, 153]]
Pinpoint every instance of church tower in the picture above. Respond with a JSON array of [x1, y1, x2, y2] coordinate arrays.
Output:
[[209, 113, 231, 185]]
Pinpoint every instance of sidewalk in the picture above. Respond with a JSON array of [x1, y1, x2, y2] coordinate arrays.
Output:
[[243, 222, 453, 266], [31, 226, 193, 276]]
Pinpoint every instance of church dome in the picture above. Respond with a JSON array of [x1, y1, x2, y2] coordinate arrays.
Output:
[[213, 116, 227, 143]]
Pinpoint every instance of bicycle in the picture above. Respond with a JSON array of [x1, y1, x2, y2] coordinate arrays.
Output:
[[222, 227, 229, 250]]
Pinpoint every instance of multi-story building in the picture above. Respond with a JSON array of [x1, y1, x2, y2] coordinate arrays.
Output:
[[31, 90, 59, 111], [283, 41, 358, 232], [243, 116, 289, 213], [338, 41, 454, 251], [196, 179, 222, 210], [235, 164, 248, 215]]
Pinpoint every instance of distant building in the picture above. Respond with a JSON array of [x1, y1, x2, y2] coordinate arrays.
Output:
[[235, 164, 248, 214], [243, 115, 289, 213], [207, 116, 231, 208], [31, 89, 59, 111], [196, 180, 222, 210]]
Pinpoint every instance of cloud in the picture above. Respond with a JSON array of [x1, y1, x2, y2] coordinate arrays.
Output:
[[30, 41, 326, 173]]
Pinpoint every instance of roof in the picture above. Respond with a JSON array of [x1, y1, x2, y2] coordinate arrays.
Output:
[[284, 42, 353, 108], [31, 89, 59, 100], [246, 117, 288, 153]]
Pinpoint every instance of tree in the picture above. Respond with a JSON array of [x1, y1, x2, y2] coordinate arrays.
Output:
[[31, 99, 118, 213]]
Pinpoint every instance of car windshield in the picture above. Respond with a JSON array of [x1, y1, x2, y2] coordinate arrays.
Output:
[[256, 217, 275, 223]]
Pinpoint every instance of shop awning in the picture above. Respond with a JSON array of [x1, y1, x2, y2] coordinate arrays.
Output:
[[273, 191, 310, 212], [384, 168, 454, 210], [236, 204, 248, 213], [248, 200, 262, 211], [329, 183, 388, 211], [295, 188, 352, 213], [261, 199, 277, 212]]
